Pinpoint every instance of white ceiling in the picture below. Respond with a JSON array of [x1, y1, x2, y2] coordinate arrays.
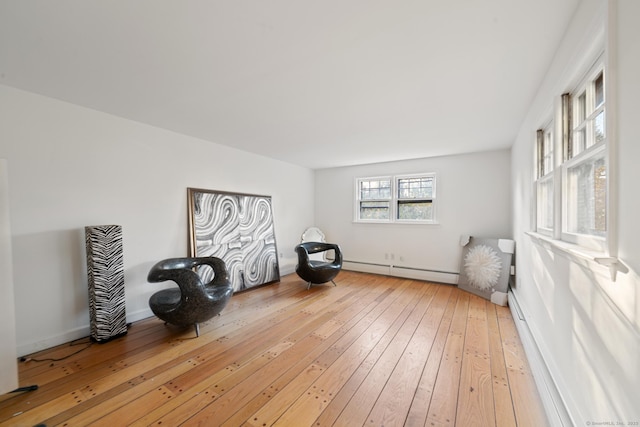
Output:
[[0, 0, 579, 169]]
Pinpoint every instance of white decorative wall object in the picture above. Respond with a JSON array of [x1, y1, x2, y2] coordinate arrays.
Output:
[[458, 236, 514, 305]]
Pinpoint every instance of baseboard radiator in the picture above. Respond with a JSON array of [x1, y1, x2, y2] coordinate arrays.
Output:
[[508, 290, 573, 426], [342, 260, 459, 284]]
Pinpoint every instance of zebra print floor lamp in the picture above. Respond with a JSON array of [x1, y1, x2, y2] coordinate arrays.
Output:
[[85, 225, 128, 342]]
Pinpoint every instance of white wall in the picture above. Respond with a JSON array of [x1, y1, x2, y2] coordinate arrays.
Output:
[[315, 149, 512, 282], [0, 85, 314, 356], [511, 0, 640, 423], [0, 159, 18, 393]]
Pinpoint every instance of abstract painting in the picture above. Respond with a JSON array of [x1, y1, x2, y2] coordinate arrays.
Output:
[[187, 188, 280, 292]]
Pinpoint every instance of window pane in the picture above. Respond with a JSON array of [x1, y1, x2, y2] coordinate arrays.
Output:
[[543, 129, 553, 175], [397, 201, 432, 221], [577, 92, 586, 123], [398, 177, 433, 199], [360, 179, 391, 200], [594, 110, 605, 144], [595, 72, 604, 108], [360, 201, 390, 220], [537, 177, 554, 230], [566, 155, 606, 236], [573, 128, 586, 156]]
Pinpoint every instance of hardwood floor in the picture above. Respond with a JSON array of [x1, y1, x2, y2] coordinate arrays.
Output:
[[0, 271, 547, 426]]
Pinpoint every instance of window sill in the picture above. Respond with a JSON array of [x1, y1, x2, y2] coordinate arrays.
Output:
[[525, 231, 620, 281]]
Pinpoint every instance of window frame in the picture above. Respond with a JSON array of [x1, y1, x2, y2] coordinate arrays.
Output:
[[533, 55, 608, 253], [534, 122, 555, 236], [354, 176, 393, 223], [354, 173, 437, 224], [561, 60, 607, 251]]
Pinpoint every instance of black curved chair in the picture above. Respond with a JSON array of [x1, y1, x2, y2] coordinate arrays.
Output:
[[148, 257, 233, 337], [294, 242, 343, 289]]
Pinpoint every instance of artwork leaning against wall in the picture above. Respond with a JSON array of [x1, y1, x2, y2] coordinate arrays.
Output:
[[187, 188, 280, 292]]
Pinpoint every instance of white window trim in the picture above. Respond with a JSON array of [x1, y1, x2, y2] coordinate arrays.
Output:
[[534, 57, 608, 252], [535, 174, 554, 236], [529, 3, 622, 281], [560, 143, 606, 251], [354, 175, 392, 223], [534, 120, 555, 237], [395, 173, 437, 224], [526, 231, 619, 281], [561, 59, 607, 252], [354, 173, 438, 225]]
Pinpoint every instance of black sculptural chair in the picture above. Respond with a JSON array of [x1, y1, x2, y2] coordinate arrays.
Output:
[[148, 257, 233, 337], [294, 242, 343, 289]]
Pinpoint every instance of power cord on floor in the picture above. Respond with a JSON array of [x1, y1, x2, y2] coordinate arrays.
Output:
[[19, 337, 93, 363], [19, 323, 132, 364]]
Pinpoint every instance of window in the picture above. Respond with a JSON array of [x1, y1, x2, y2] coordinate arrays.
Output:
[[534, 57, 607, 251], [356, 177, 392, 220], [563, 64, 606, 244], [535, 124, 554, 234], [355, 173, 436, 223], [397, 176, 435, 221]]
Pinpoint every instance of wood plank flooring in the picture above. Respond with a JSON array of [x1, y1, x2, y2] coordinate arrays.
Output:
[[0, 271, 547, 426]]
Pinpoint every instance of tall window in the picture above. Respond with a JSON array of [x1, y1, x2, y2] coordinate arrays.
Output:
[[536, 124, 554, 234], [535, 57, 607, 250], [355, 173, 437, 223], [563, 64, 606, 242]]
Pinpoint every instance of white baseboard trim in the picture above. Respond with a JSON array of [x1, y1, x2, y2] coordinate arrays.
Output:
[[343, 261, 391, 276], [279, 260, 296, 277], [17, 325, 90, 357], [127, 308, 154, 324], [508, 290, 573, 427], [17, 308, 155, 357], [390, 265, 458, 284], [342, 260, 459, 284]]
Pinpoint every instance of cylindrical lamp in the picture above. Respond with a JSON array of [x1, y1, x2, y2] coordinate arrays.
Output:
[[85, 225, 127, 342]]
